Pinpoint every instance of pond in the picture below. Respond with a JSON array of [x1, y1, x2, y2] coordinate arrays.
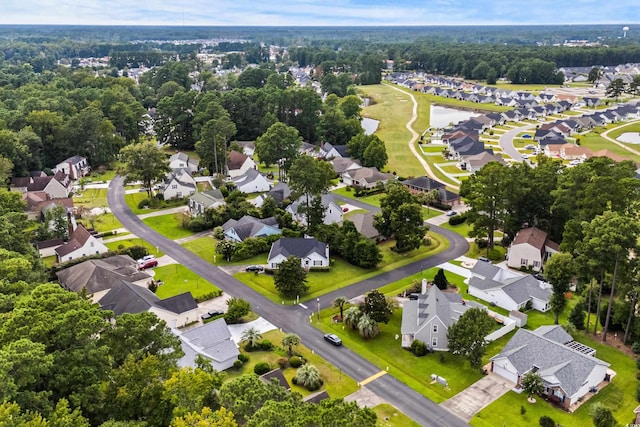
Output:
[[617, 132, 640, 144], [361, 117, 379, 135], [430, 105, 480, 129]]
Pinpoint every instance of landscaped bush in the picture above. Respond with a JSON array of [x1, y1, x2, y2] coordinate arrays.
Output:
[[448, 213, 467, 226], [259, 340, 274, 351], [293, 364, 323, 391], [476, 239, 488, 249], [632, 341, 640, 354], [194, 290, 223, 303], [118, 245, 148, 262], [487, 248, 502, 261], [233, 360, 243, 370], [231, 235, 282, 262], [289, 356, 303, 368], [238, 353, 249, 363], [253, 362, 271, 375], [539, 415, 555, 427], [636, 357, 640, 370], [410, 340, 428, 356], [137, 198, 151, 209]]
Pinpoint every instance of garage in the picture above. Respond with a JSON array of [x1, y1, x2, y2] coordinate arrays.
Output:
[[492, 361, 519, 383]]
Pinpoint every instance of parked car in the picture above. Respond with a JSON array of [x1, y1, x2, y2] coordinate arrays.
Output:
[[446, 210, 458, 217], [201, 310, 224, 321], [408, 293, 420, 300], [137, 255, 158, 270], [245, 265, 264, 272], [342, 207, 349, 212], [524, 144, 535, 150], [478, 256, 489, 263], [521, 153, 529, 159], [323, 333, 342, 346]]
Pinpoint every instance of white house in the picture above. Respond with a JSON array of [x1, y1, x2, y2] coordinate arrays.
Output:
[[175, 318, 240, 371], [55, 224, 109, 263], [227, 150, 256, 178], [99, 280, 199, 328], [286, 193, 343, 226], [468, 261, 552, 312], [26, 172, 71, 199], [162, 168, 197, 200], [188, 189, 225, 216], [230, 169, 271, 194], [55, 155, 89, 180], [506, 227, 559, 271], [267, 237, 329, 270], [491, 326, 611, 411], [169, 152, 199, 174]]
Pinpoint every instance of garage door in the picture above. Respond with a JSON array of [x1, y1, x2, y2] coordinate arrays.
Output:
[[493, 363, 518, 383]]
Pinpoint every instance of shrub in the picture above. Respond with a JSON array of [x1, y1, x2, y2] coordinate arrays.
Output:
[[289, 356, 303, 368], [487, 248, 502, 261], [410, 340, 428, 356], [520, 405, 526, 415], [294, 364, 323, 391], [253, 362, 271, 375], [238, 353, 249, 363], [118, 245, 148, 262], [438, 352, 446, 363], [224, 298, 251, 324], [137, 198, 151, 209], [213, 226, 225, 240], [448, 214, 467, 226], [259, 340, 274, 351], [278, 358, 288, 369], [194, 290, 223, 303], [233, 360, 243, 370], [635, 371, 640, 381], [539, 415, 555, 427], [476, 239, 488, 249], [632, 342, 640, 354]]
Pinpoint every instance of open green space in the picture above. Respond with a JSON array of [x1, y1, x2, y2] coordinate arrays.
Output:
[[374, 404, 420, 427], [439, 220, 473, 238], [227, 329, 358, 399], [73, 188, 108, 209], [234, 233, 448, 303], [472, 330, 637, 427], [152, 264, 220, 300], [420, 144, 445, 153], [89, 213, 122, 232], [579, 131, 640, 162], [181, 236, 269, 266], [141, 213, 196, 240], [331, 187, 384, 207], [465, 241, 507, 261], [439, 164, 463, 175], [125, 191, 152, 214], [104, 238, 165, 258]]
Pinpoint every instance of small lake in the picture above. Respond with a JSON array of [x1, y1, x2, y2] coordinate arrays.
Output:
[[361, 117, 379, 135], [430, 105, 480, 129], [617, 132, 640, 144]]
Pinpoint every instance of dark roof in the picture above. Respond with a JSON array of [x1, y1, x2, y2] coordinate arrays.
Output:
[[56, 254, 150, 294], [402, 176, 445, 191], [11, 176, 31, 187], [155, 292, 198, 314], [260, 369, 290, 390], [55, 224, 94, 257], [228, 150, 249, 170], [268, 237, 327, 260], [268, 182, 292, 203], [36, 238, 64, 249], [303, 390, 330, 404], [348, 212, 379, 239], [334, 145, 349, 157], [222, 215, 280, 241], [99, 280, 160, 316]]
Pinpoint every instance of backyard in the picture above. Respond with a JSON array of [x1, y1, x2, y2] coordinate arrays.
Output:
[[152, 264, 221, 300], [141, 213, 196, 240]]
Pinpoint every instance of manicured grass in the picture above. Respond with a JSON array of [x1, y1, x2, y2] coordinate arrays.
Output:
[[331, 187, 384, 208], [422, 206, 445, 220], [358, 84, 425, 177], [125, 192, 152, 214], [439, 220, 473, 238], [472, 329, 637, 427], [141, 213, 196, 240], [374, 404, 421, 427], [104, 238, 165, 258], [90, 213, 122, 232], [152, 264, 220, 300], [420, 144, 445, 153], [466, 242, 507, 261], [227, 330, 359, 398], [182, 236, 268, 266], [42, 255, 57, 267], [73, 188, 108, 208], [234, 233, 448, 303], [579, 132, 640, 162], [314, 305, 484, 403], [439, 164, 463, 175], [377, 267, 464, 297]]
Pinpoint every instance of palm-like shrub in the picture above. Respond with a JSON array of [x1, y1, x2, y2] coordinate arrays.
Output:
[[281, 333, 300, 357], [241, 327, 262, 350], [294, 364, 323, 391], [357, 312, 379, 339], [344, 306, 362, 330]]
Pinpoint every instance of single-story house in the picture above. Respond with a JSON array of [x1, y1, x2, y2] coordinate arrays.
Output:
[[491, 326, 611, 410], [401, 281, 482, 350], [250, 182, 292, 208], [227, 150, 257, 178], [222, 215, 281, 242], [459, 152, 506, 173], [342, 167, 393, 190], [347, 212, 380, 240], [162, 168, 197, 200], [57, 255, 151, 302], [468, 261, 552, 312], [55, 224, 109, 263], [175, 318, 240, 371], [99, 280, 199, 328], [55, 155, 89, 180], [506, 226, 559, 271], [230, 169, 271, 194], [267, 237, 330, 270], [188, 189, 225, 216], [318, 142, 348, 159], [169, 152, 199, 174], [402, 175, 461, 206], [286, 193, 343, 226], [331, 157, 361, 175]]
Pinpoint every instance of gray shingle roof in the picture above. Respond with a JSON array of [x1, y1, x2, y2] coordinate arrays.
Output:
[[189, 189, 224, 208], [98, 280, 160, 315], [491, 328, 609, 396], [347, 212, 379, 239], [268, 237, 327, 260], [470, 263, 551, 305], [222, 215, 280, 241], [57, 255, 150, 294], [155, 292, 198, 314], [178, 318, 240, 364], [401, 286, 472, 335]]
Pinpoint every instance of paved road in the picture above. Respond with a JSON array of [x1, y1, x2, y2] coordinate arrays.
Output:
[[108, 176, 470, 427], [498, 124, 535, 161]]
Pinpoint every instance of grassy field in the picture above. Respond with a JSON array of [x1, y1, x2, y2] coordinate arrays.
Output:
[[182, 236, 269, 266], [227, 330, 358, 398], [104, 238, 164, 258], [358, 84, 425, 177], [374, 404, 421, 427], [234, 234, 448, 303], [89, 213, 122, 232], [152, 264, 220, 300], [73, 188, 108, 209], [125, 192, 151, 214], [141, 213, 196, 240], [439, 220, 473, 238]]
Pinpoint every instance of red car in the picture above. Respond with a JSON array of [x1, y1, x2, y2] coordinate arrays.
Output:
[[137, 257, 158, 270]]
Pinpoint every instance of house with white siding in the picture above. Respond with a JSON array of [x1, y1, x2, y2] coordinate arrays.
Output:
[[55, 224, 109, 263], [267, 237, 329, 270]]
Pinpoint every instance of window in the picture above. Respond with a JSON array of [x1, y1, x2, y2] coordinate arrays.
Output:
[[313, 260, 323, 266], [172, 184, 178, 189], [520, 258, 528, 266], [533, 260, 540, 268], [432, 337, 438, 347], [433, 324, 438, 333], [90, 241, 94, 247]]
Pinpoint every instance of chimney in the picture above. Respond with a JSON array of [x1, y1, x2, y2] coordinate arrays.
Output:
[[421, 278, 427, 295]]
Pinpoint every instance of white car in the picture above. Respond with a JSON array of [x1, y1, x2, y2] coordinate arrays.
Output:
[[521, 153, 529, 159]]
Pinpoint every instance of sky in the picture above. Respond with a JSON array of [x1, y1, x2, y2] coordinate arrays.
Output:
[[1, 0, 639, 26]]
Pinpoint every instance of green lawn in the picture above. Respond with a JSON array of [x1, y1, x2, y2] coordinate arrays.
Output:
[[73, 188, 108, 209], [90, 213, 122, 232], [227, 330, 358, 399], [439, 220, 473, 238], [234, 233, 448, 303], [331, 187, 384, 208], [141, 213, 196, 240], [104, 238, 165, 258], [374, 404, 420, 427], [152, 264, 220, 300], [125, 192, 152, 214], [181, 236, 268, 266]]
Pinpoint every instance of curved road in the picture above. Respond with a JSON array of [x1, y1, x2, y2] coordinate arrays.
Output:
[[108, 177, 469, 426], [498, 124, 535, 161]]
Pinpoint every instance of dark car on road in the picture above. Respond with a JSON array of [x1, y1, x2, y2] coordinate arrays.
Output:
[[323, 333, 342, 346], [245, 265, 264, 272]]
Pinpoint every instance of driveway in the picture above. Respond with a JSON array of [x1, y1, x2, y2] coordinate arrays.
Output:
[[440, 373, 515, 422]]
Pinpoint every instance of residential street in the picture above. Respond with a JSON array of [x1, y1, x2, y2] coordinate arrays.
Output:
[[107, 176, 470, 427]]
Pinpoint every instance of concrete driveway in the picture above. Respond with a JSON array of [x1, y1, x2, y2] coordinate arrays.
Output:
[[440, 373, 514, 422]]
